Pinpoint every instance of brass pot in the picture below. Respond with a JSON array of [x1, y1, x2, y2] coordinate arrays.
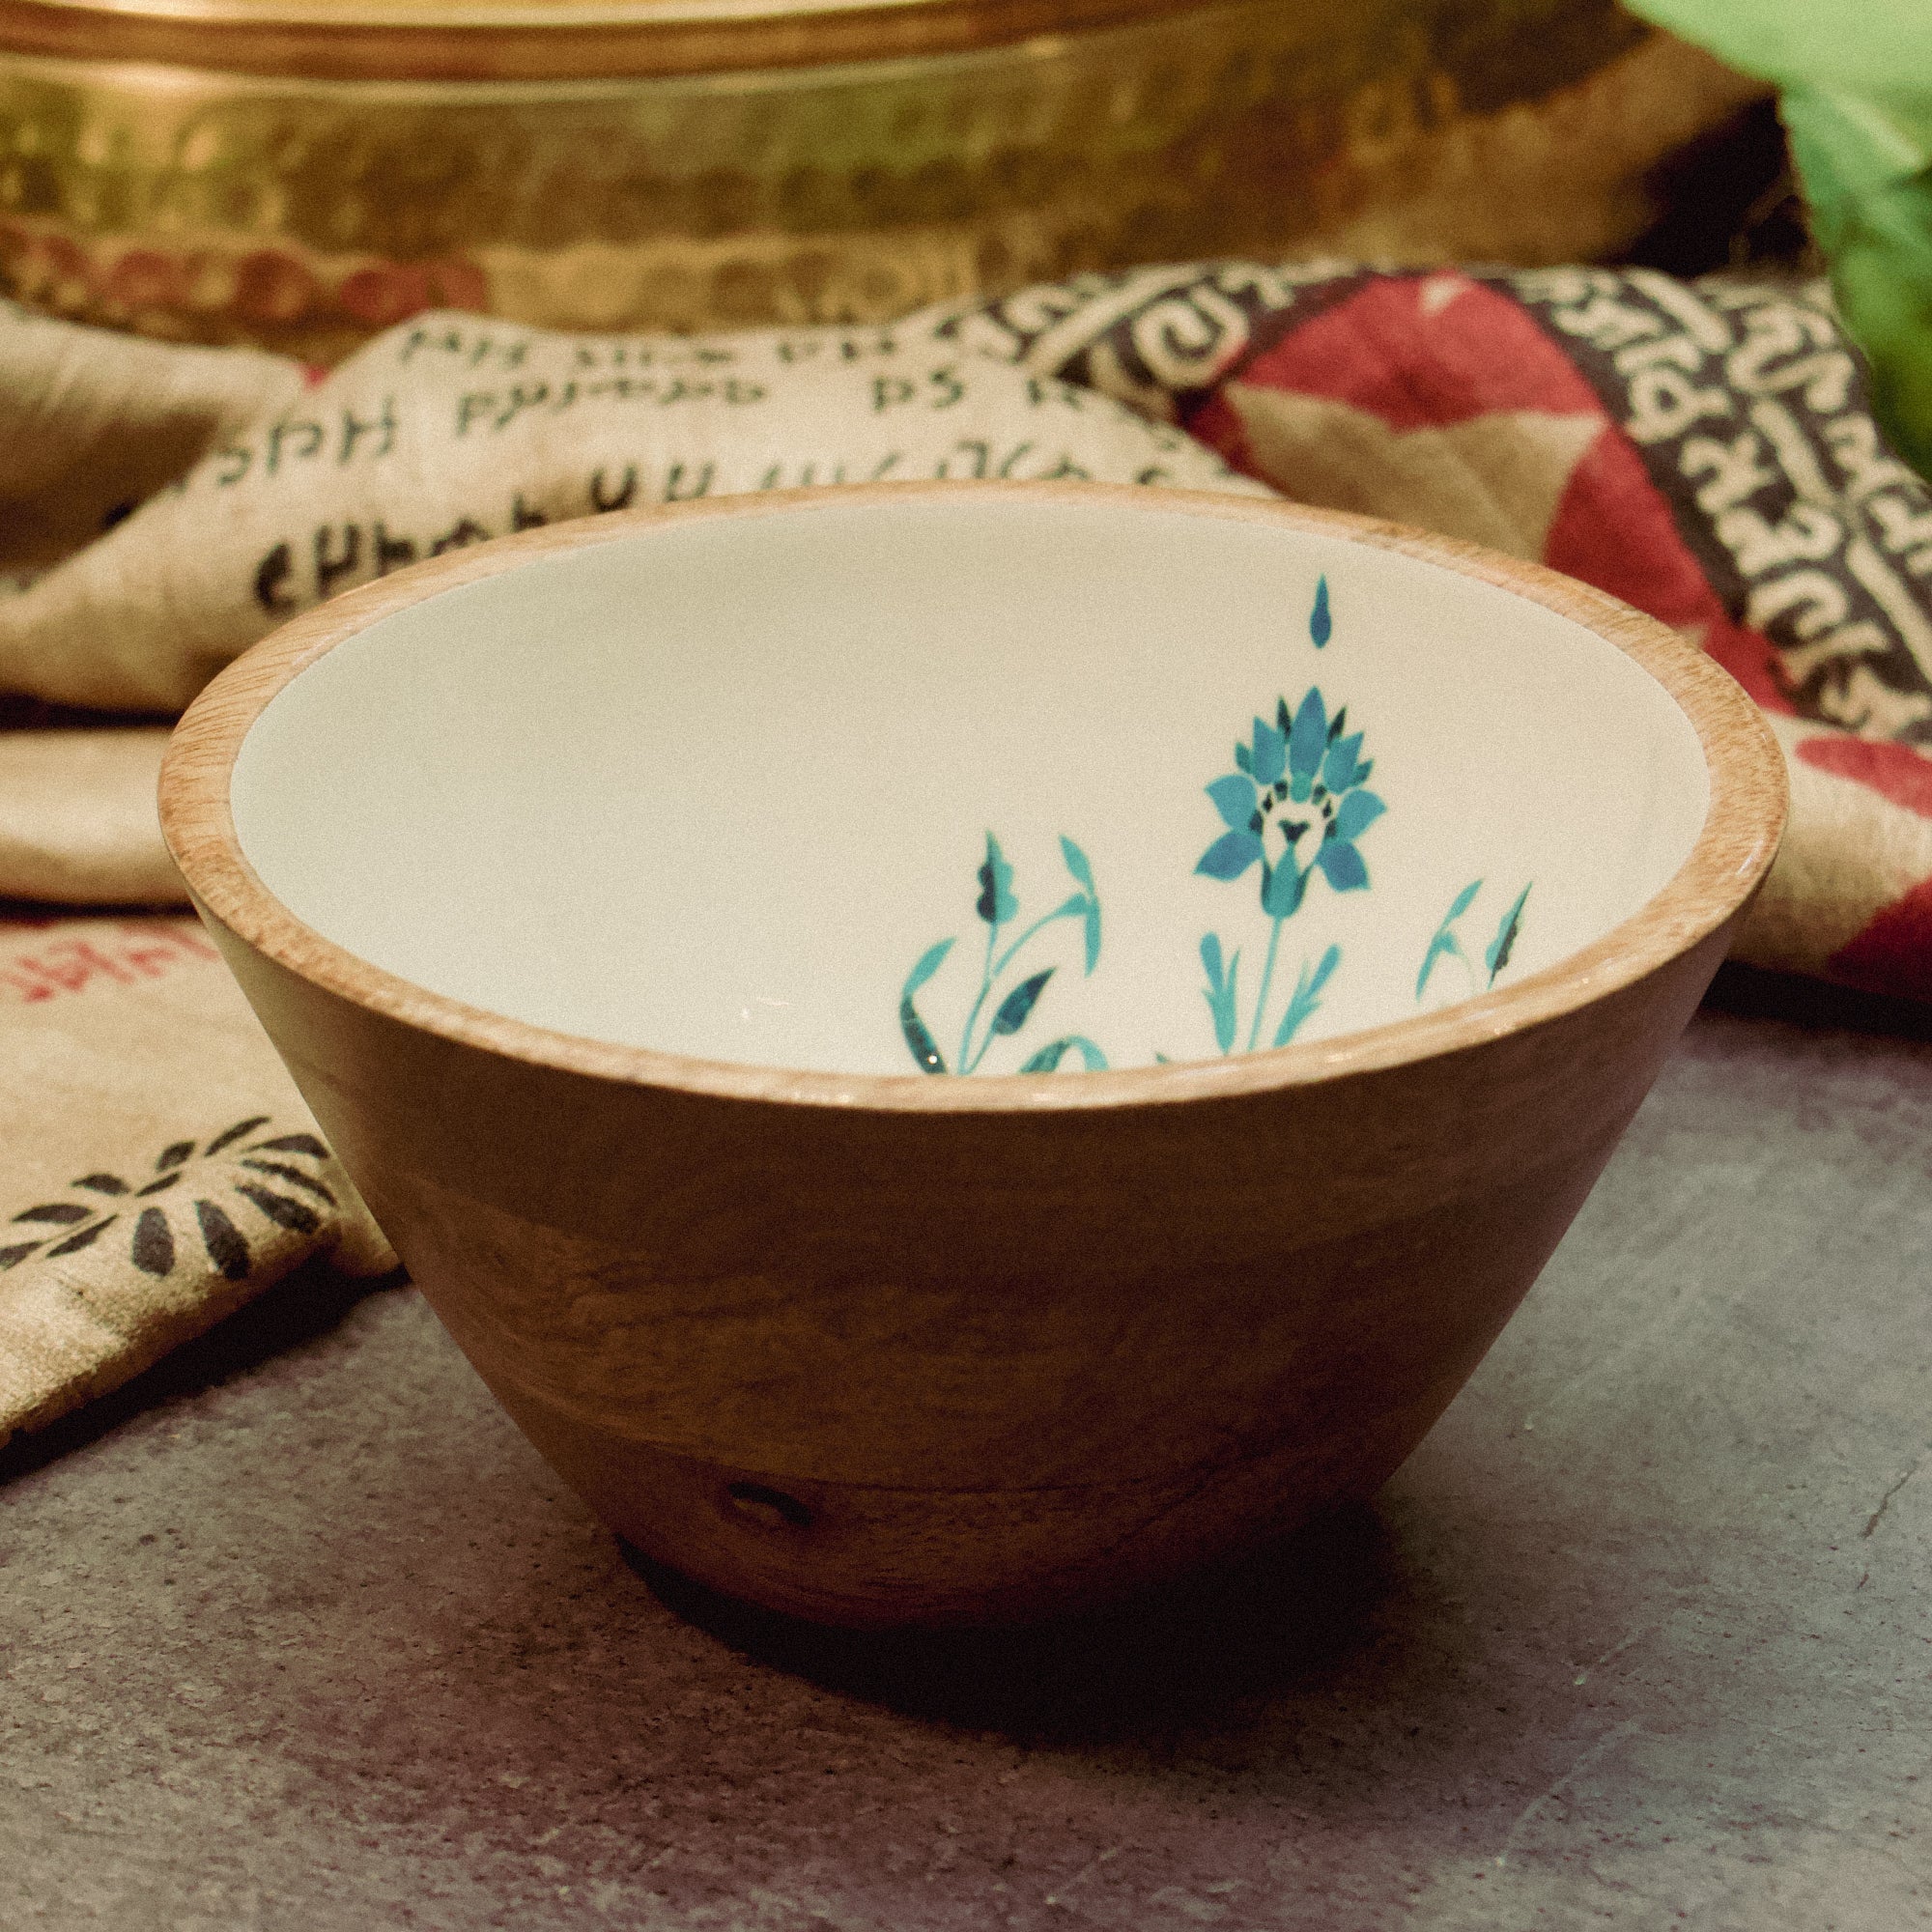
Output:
[[0, 0, 1760, 360]]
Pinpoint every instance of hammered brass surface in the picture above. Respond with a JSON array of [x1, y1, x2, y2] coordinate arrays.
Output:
[[0, 0, 1277, 81], [0, 1, 1753, 359]]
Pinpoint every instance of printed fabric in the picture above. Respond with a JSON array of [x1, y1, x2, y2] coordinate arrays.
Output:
[[4, 259, 1932, 1444]]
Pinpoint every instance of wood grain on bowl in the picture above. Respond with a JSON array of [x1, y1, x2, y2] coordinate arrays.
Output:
[[158, 483, 1786, 1627]]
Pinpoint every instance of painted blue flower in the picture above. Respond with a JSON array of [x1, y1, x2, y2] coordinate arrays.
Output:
[[1196, 688, 1383, 908]]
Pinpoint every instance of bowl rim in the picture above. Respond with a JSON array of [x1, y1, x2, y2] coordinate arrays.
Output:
[[0, 0, 1284, 82], [159, 479, 1788, 1115]]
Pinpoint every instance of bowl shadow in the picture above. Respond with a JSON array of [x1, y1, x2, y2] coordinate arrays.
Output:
[[1702, 960, 1932, 1040], [621, 1500, 1402, 1744], [0, 1254, 408, 1487]]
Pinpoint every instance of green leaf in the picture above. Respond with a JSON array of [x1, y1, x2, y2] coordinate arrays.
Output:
[[1020, 1036, 1108, 1072], [1200, 931, 1225, 991], [1485, 884, 1532, 984], [1308, 942, 1340, 999], [990, 968, 1054, 1037], [1621, 1, 1932, 478], [1417, 882, 1481, 1002], [976, 833, 1017, 926], [1059, 836, 1095, 895], [1274, 944, 1341, 1047], [1620, 0, 1932, 98], [1782, 94, 1932, 480], [900, 995, 947, 1073], [1415, 931, 1462, 1002], [1201, 935, 1239, 1053], [902, 936, 954, 1000]]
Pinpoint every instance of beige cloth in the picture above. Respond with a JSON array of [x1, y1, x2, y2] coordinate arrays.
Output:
[[0, 912, 395, 1441], [0, 295, 1261, 715], [0, 289, 1264, 1443], [0, 303, 301, 582], [5, 258, 1930, 1443], [0, 728, 181, 904], [2, 270, 1924, 990]]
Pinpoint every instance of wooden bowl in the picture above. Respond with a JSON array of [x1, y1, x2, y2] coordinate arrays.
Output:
[[158, 482, 1785, 1626]]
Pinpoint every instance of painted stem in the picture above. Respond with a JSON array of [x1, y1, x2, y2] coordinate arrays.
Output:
[[993, 903, 1078, 980], [958, 923, 998, 1074], [1247, 914, 1286, 1053], [964, 901, 1085, 1072]]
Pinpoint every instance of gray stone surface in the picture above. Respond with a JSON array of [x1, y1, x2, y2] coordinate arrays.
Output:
[[4, 972, 1930, 1930]]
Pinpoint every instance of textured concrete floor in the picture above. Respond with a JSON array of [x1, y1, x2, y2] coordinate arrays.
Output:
[[3, 969, 1930, 1930]]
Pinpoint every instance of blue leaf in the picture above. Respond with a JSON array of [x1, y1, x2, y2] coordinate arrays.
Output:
[[1207, 772, 1259, 830], [900, 996, 947, 1073], [1200, 932, 1225, 990], [1252, 719, 1287, 787], [991, 968, 1054, 1037], [1416, 890, 1480, 1000], [1234, 740, 1252, 775], [1206, 992, 1234, 1054], [977, 833, 1017, 926], [1059, 836, 1095, 895], [1273, 944, 1341, 1047], [1288, 688, 1327, 797], [1262, 857, 1308, 919], [1485, 884, 1532, 983], [1197, 830, 1264, 879], [1201, 936, 1239, 1053], [1415, 933, 1461, 1001], [1022, 1036, 1108, 1072], [1321, 732, 1364, 792], [1082, 897, 1102, 975], [1317, 839, 1369, 892], [1310, 575, 1332, 648], [1333, 789, 1385, 841], [902, 936, 954, 1000]]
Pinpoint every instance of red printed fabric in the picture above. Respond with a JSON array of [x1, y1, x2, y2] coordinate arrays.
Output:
[[954, 265, 1932, 1004]]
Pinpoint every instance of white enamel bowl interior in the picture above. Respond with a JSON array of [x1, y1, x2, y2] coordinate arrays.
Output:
[[231, 495, 1709, 1077]]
